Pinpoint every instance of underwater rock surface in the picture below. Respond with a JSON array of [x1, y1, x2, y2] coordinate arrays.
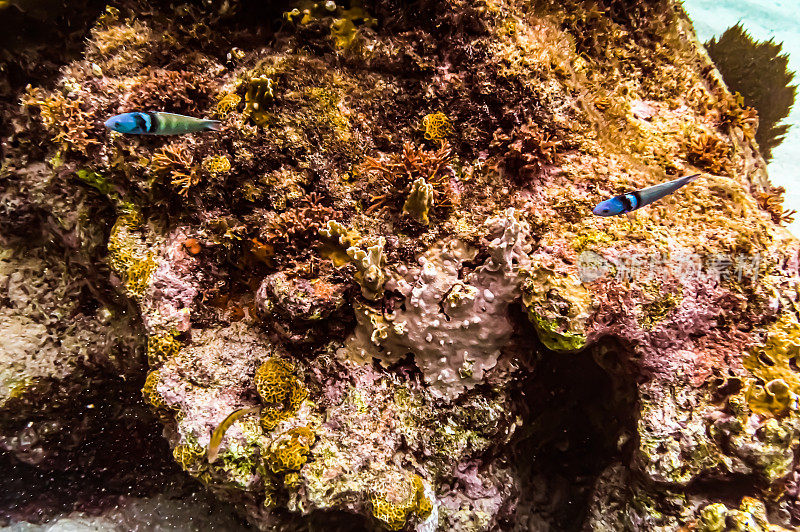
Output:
[[2, 0, 800, 529]]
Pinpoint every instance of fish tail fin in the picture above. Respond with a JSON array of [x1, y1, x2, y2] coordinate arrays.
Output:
[[204, 120, 222, 132]]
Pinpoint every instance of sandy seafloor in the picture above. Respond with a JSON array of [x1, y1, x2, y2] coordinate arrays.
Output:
[[683, 0, 800, 235]]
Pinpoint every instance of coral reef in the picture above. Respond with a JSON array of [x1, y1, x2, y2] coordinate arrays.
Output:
[[3, 0, 800, 530]]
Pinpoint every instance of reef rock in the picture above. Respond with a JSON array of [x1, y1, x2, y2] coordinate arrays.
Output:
[[2, 0, 800, 530]]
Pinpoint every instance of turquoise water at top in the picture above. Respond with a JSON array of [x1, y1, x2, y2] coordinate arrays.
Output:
[[683, 0, 800, 234]]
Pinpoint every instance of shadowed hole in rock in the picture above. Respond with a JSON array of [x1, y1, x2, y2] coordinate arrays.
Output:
[[684, 473, 769, 517], [267, 508, 373, 532], [509, 334, 639, 530]]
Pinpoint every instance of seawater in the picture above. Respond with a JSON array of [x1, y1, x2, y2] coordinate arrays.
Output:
[[683, 0, 800, 234]]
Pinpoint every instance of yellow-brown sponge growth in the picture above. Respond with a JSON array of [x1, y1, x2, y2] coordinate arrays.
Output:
[[243, 76, 274, 126], [202, 155, 231, 175], [216, 93, 242, 119], [422, 112, 452, 141], [142, 369, 179, 421], [142, 370, 167, 410], [147, 333, 181, 367], [173, 443, 206, 473], [107, 213, 157, 298], [255, 358, 307, 431], [266, 426, 315, 474], [369, 471, 432, 530]]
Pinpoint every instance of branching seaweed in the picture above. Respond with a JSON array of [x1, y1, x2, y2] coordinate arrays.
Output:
[[361, 142, 457, 222]]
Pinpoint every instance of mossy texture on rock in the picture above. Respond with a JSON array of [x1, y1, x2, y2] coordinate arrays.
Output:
[[744, 313, 800, 416], [521, 264, 591, 352], [693, 497, 792, 532]]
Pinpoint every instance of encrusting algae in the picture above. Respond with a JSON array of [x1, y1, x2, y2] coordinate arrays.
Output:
[[744, 313, 800, 416], [265, 425, 315, 474]]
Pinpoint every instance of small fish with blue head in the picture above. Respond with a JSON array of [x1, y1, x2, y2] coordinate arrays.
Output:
[[104, 111, 221, 135], [593, 173, 701, 216]]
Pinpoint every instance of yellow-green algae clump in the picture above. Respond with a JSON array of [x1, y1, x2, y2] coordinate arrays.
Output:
[[255, 357, 308, 431], [107, 210, 158, 298], [422, 112, 453, 141], [744, 313, 800, 416], [202, 154, 231, 175], [319, 220, 386, 300], [216, 92, 242, 119], [694, 497, 791, 531], [369, 471, 433, 531], [402, 177, 435, 225], [146, 333, 182, 367], [141, 369, 181, 422], [243, 76, 274, 126], [265, 425, 315, 474]]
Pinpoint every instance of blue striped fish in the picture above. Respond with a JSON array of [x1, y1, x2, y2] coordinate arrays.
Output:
[[104, 111, 221, 135], [592, 173, 701, 216]]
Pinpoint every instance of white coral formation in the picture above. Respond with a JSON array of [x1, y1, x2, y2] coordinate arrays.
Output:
[[320, 220, 387, 300], [343, 210, 531, 399]]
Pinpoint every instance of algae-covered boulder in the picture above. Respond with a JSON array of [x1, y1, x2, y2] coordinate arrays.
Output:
[[521, 263, 592, 352], [3, 0, 800, 529]]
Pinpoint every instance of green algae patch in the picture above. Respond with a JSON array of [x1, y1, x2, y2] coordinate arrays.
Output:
[[693, 497, 791, 532], [530, 314, 588, 352], [107, 210, 161, 299]]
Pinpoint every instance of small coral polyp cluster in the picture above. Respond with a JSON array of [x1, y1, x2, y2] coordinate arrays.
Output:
[[3, 0, 800, 530]]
